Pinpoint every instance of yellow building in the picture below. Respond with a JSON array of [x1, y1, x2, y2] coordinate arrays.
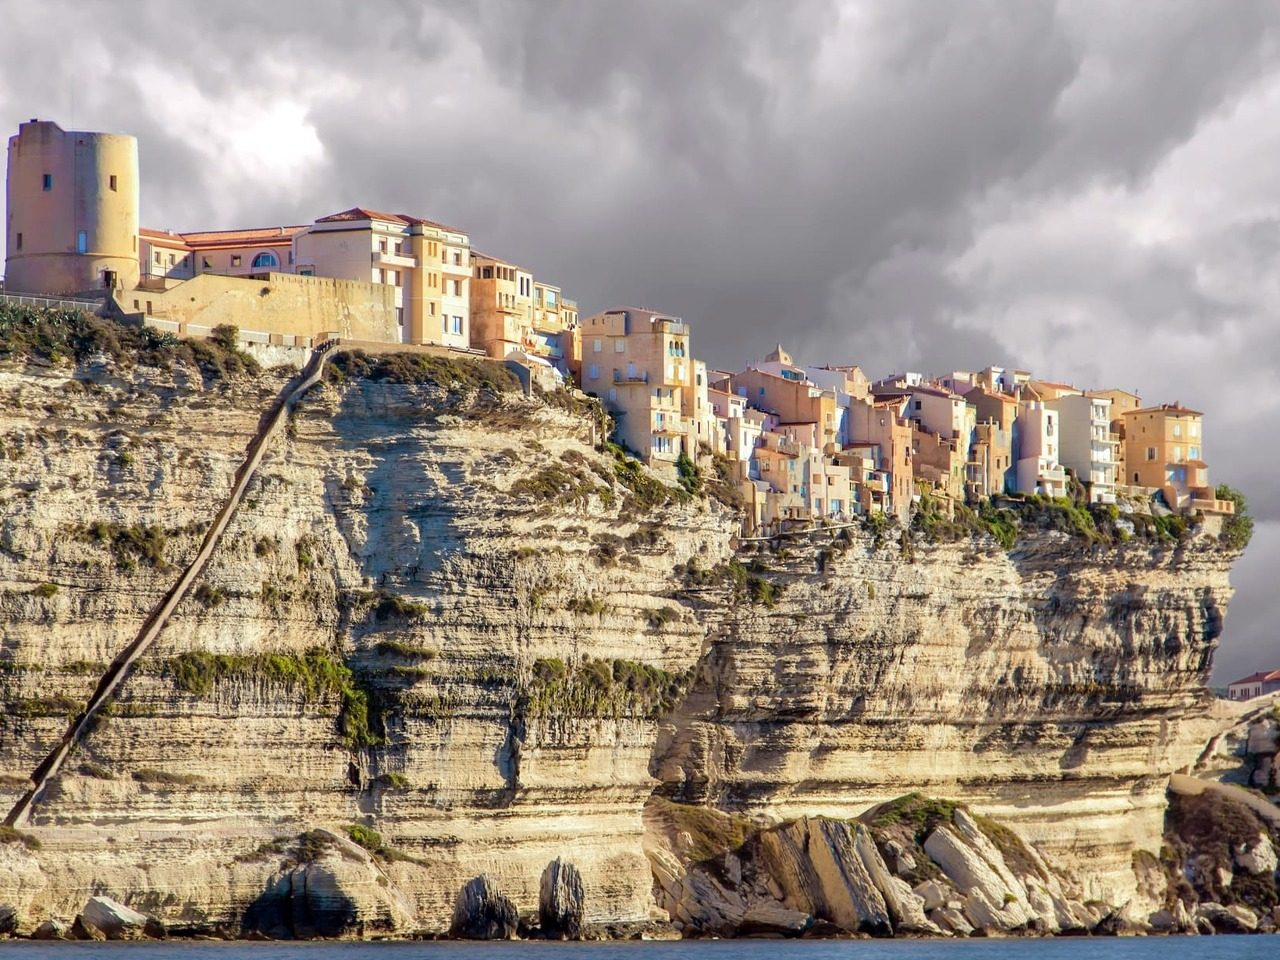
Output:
[[5, 119, 139, 296], [580, 307, 701, 471], [1123, 403, 1203, 490], [470, 252, 533, 358], [296, 208, 471, 349]]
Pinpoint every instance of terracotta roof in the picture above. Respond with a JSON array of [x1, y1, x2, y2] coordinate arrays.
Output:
[[140, 224, 306, 251], [314, 208, 466, 234], [1229, 669, 1280, 686], [316, 207, 408, 224], [1125, 402, 1204, 417]]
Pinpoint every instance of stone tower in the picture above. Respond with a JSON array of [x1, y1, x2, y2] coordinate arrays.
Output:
[[4, 119, 139, 296]]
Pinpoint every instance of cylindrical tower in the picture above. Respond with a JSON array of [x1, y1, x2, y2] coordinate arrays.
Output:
[[4, 119, 139, 296]]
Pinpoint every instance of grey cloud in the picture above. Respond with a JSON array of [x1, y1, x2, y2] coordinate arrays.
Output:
[[2, 0, 1278, 678]]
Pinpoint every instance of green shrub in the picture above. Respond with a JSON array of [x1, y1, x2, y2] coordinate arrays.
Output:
[[1216, 484, 1254, 550], [32, 582, 58, 599], [327, 349, 520, 392], [566, 594, 610, 616], [132, 768, 202, 786], [0, 826, 41, 850], [193, 583, 226, 607], [676, 451, 703, 497], [524, 656, 692, 720], [0, 303, 258, 381], [83, 522, 168, 571], [156, 648, 382, 748], [373, 639, 436, 659], [346, 823, 384, 851], [646, 606, 682, 630]]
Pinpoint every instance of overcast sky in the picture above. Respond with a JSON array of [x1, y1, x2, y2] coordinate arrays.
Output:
[[2, 0, 1276, 682]]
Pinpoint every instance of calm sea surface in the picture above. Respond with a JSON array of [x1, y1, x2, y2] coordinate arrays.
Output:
[[0, 939, 1275, 960]]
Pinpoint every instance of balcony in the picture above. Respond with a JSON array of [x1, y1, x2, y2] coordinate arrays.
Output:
[[373, 250, 416, 269], [614, 369, 649, 384]]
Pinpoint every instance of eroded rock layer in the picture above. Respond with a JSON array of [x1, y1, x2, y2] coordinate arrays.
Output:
[[0, 349, 1244, 935]]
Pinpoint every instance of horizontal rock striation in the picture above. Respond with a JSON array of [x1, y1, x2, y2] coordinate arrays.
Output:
[[653, 523, 1240, 904], [0, 342, 1248, 936]]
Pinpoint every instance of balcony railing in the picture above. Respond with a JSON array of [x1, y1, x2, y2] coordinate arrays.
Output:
[[613, 370, 649, 384], [372, 250, 416, 269]]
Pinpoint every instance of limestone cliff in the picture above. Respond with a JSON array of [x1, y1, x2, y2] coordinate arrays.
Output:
[[0, 334, 1247, 937]]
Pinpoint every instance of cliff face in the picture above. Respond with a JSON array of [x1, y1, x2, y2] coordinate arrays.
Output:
[[0, 348, 1242, 935], [654, 524, 1237, 905]]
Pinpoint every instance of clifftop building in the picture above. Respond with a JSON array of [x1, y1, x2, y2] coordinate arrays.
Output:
[[5, 119, 139, 296]]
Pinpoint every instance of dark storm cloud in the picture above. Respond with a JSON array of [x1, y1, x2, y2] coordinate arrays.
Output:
[[2, 0, 1278, 679]]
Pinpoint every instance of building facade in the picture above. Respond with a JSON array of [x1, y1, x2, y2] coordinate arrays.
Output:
[[5, 119, 139, 296]]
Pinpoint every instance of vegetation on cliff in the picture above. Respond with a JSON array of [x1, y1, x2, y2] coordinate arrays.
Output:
[[325, 348, 520, 393], [0, 303, 258, 380], [151, 648, 382, 747], [523, 657, 693, 719], [1215, 484, 1254, 550]]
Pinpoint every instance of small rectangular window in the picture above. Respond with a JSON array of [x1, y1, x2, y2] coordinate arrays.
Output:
[[76, 230, 88, 254], [14, 233, 21, 250], [109, 175, 117, 191], [231, 255, 242, 267], [202, 257, 211, 269], [42, 174, 52, 191]]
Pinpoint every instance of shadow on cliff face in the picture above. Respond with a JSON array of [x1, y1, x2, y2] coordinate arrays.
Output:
[[242, 866, 360, 939]]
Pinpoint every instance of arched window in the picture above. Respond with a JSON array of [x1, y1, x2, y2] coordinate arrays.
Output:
[[251, 251, 279, 268]]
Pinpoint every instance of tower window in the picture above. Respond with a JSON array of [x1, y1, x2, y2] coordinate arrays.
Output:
[[109, 175, 118, 192], [14, 233, 20, 251], [76, 230, 88, 254], [42, 174, 52, 191]]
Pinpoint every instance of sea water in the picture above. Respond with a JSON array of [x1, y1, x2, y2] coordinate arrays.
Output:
[[0, 936, 1275, 960]]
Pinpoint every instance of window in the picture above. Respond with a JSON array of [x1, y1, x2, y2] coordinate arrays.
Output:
[[42, 173, 52, 191], [288, 251, 294, 266], [109, 175, 117, 192], [202, 257, 212, 269], [252, 251, 278, 268], [1189, 446, 1200, 460], [1146, 447, 1157, 462], [451, 316, 463, 335], [1190, 424, 1199, 438], [396, 307, 404, 325], [231, 255, 242, 267], [588, 364, 599, 380], [153, 250, 162, 265], [1173, 424, 1182, 437], [615, 340, 625, 353], [76, 230, 87, 254], [300, 269, 314, 277], [379, 239, 388, 254], [453, 251, 462, 266], [168, 253, 176, 267], [374, 268, 384, 283], [913, 400, 922, 411], [395, 241, 403, 255], [15, 232, 21, 250], [607, 388, 617, 402], [592, 338, 602, 353]]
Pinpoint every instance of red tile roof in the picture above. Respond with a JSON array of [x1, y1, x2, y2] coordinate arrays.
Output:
[[1228, 669, 1280, 686], [316, 207, 465, 233], [142, 225, 307, 251], [1125, 402, 1204, 417]]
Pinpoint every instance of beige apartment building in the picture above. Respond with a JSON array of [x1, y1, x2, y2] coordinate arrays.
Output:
[[580, 307, 704, 471], [5, 119, 140, 296], [469, 253, 578, 366], [1088, 388, 1141, 487], [295, 208, 471, 349], [138, 225, 306, 287]]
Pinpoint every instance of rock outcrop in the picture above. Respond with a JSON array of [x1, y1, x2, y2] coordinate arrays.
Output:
[[538, 858, 585, 939], [646, 794, 1099, 937], [450, 875, 518, 940], [0, 338, 1254, 936]]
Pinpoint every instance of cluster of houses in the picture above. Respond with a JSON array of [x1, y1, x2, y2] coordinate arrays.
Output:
[[1, 118, 1235, 533], [568, 324, 1233, 533]]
